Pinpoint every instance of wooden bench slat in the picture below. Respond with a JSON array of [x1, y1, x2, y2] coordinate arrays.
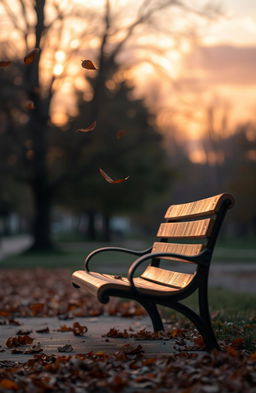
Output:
[[157, 218, 213, 239], [141, 266, 195, 288], [164, 193, 234, 220], [151, 242, 204, 263], [72, 270, 180, 299]]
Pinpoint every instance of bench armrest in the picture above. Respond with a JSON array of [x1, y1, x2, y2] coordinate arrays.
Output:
[[127, 249, 211, 291], [84, 246, 152, 272]]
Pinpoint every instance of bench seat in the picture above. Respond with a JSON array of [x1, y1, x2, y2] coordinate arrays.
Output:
[[72, 268, 195, 301]]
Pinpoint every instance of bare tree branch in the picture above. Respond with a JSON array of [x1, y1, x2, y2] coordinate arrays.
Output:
[[18, 0, 30, 52]]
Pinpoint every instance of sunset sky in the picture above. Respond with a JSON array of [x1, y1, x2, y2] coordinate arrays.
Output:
[[1, 0, 256, 162]]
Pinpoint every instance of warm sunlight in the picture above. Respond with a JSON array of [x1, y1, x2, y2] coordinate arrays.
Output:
[[0, 0, 255, 145]]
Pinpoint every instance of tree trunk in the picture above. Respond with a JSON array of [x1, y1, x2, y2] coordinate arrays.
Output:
[[86, 209, 97, 241], [102, 212, 111, 242], [29, 181, 54, 251]]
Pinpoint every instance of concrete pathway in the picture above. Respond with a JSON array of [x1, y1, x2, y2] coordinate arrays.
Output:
[[0, 316, 195, 362], [0, 235, 32, 260]]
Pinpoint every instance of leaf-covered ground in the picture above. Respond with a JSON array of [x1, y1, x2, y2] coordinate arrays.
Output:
[[0, 268, 255, 392], [0, 269, 145, 319]]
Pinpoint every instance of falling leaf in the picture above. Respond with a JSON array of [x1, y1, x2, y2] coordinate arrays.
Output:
[[81, 59, 97, 70], [76, 120, 96, 133], [0, 61, 12, 68], [24, 48, 40, 64], [99, 168, 129, 184], [26, 100, 35, 110], [116, 130, 127, 140], [58, 344, 73, 353]]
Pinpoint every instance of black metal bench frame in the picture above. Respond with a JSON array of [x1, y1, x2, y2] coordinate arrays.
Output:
[[73, 194, 234, 351]]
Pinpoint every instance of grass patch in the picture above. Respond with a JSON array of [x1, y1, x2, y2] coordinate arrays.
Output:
[[0, 244, 137, 271], [161, 287, 256, 351]]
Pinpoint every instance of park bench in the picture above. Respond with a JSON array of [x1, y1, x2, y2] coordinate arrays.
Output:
[[72, 193, 234, 351]]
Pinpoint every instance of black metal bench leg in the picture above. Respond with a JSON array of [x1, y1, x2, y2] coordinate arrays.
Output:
[[139, 300, 164, 332], [160, 300, 219, 351], [198, 284, 220, 351]]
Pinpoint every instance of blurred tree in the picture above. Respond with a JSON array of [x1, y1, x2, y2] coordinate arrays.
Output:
[[223, 124, 256, 236], [0, 0, 219, 250], [56, 79, 172, 241]]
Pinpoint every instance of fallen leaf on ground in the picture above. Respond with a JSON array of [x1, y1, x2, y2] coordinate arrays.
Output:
[[99, 168, 129, 184], [24, 48, 40, 64], [58, 344, 73, 353], [81, 59, 97, 70], [36, 327, 50, 333], [57, 325, 73, 332], [194, 335, 205, 349], [0, 61, 12, 67], [231, 337, 245, 349], [76, 120, 96, 133], [0, 379, 19, 390], [72, 322, 88, 336], [30, 303, 44, 315], [6, 335, 33, 348], [16, 329, 32, 336]]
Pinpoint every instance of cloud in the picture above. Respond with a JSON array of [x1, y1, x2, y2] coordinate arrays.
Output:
[[184, 45, 256, 85]]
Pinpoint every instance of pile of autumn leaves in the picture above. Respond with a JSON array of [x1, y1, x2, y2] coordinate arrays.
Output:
[[0, 268, 256, 392], [0, 345, 256, 392], [0, 48, 129, 184]]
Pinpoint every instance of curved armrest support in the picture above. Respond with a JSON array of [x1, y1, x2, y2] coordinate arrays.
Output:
[[127, 249, 211, 291], [84, 246, 152, 272]]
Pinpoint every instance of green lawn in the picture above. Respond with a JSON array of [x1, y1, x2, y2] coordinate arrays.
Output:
[[0, 245, 139, 271], [161, 287, 256, 350]]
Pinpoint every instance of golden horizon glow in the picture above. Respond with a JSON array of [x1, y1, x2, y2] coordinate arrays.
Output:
[[1, 0, 256, 158]]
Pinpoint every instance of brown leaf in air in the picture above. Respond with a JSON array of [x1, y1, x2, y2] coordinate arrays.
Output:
[[81, 59, 97, 70], [76, 120, 96, 133], [99, 168, 129, 184], [24, 48, 40, 64], [26, 100, 35, 110], [116, 130, 126, 140], [0, 61, 12, 68]]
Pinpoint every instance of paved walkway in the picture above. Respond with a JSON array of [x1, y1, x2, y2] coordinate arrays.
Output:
[[0, 316, 196, 362]]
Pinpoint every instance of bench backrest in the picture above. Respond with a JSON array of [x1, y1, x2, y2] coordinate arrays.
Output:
[[140, 193, 234, 290], [152, 193, 234, 264]]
